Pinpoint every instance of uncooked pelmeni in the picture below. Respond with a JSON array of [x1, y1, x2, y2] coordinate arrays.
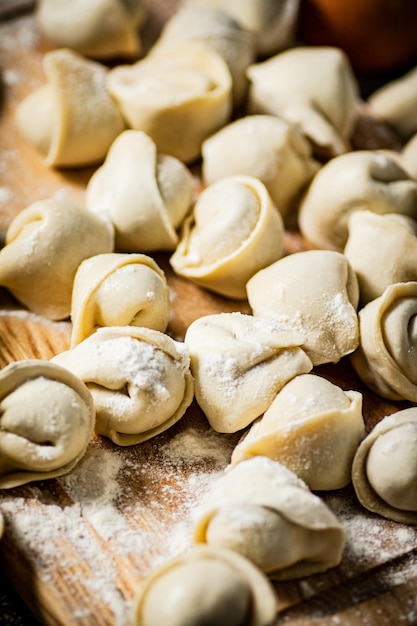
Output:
[[70, 252, 170, 347], [52, 326, 194, 446], [15, 49, 125, 168], [232, 374, 364, 490], [0, 198, 114, 321], [247, 46, 359, 158], [193, 457, 346, 580], [0, 360, 95, 489], [352, 407, 417, 525], [133, 545, 277, 626], [86, 130, 194, 252], [106, 43, 232, 163], [170, 175, 284, 299], [184, 312, 312, 433], [298, 150, 417, 252], [202, 114, 319, 216], [402, 132, 417, 181], [247, 250, 359, 366]]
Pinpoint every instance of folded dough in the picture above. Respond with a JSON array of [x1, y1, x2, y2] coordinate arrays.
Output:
[[402, 132, 417, 180], [0, 360, 95, 489], [170, 175, 284, 299], [247, 46, 358, 158], [15, 49, 126, 168], [193, 456, 345, 579], [86, 130, 194, 252], [52, 326, 194, 446], [184, 312, 312, 433], [202, 114, 319, 216], [0, 198, 114, 320], [247, 250, 359, 366], [232, 374, 364, 490], [352, 408, 417, 525]]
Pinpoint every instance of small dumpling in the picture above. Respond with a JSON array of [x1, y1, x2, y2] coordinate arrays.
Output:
[[247, 250, 359, 366], [232, 374, 364, 490], [247, 46, 359, 158], [15, 48, 126, 168], [52, 326, 194, 446], [352, 407, 417, 525], [170, 175, 284, 299], [184, 312, 312, 433], [70, 252, 170, 347], [202, 114, 319, 216], [86, 130, 194, 252], [402, 132, 417, 180], [0, 360, 95, 489], [133, 545, 277, 626], [193, 456, 346, 580], [0, 198, 114, 320]]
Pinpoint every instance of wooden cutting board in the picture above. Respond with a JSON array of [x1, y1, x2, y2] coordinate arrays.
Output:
[[1, 3, 417, 626]]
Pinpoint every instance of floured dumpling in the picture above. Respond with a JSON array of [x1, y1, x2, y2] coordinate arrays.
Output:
[[247, 250, 359, 366], [70, 252, 170, 347], [0, 360, 95, 489], [15, 49, 125, 168], [247, 46, 359, 158], [133, 545, 277, 626], [352, 407, 417, 525], [298, 150, 417, 252], [232, 374, 364, 490], [193, 457, 346, 579], [106, 43, 232, 163], [52, 326, 194, 446], [351, 282, 417, 402], [170, 175, 284, 299], [202, 114, 319, 216], [184, 312, 312, 433], [402, 132, 417, 180], [0, 198, 114, 320], [86, 130, 194, 252]]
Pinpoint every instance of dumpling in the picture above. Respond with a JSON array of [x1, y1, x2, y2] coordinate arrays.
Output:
[[86, 130, 194, 252], [15, 48, 126, 168], [202, 114, 319, 216], [170, 175, 284, 299], [298, 150, 417, 252], [246, 250, 359, 366], [70, 252, 170, 347], [106, 43, 232, 163], [352, 407, 417, 525], [184, 312, 312, 433], [193, 456, 346, 580], [133, 545, 277, 626], [0, 360, 95, 489], [247, 46, 359, 158], [0, 198, 114, 320], [402, 132, 417, 180], [52, 326, 194, 446], [232, 374, 365, 490]]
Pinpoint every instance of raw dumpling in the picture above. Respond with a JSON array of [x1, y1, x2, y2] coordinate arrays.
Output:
[[184, 312, 312, 433], [70, 252, 170, 347], [247, 250, 359, 366], [402, 132, 417, 180], [247, 46, 359, 158], [0, 360, 95, 489], [352, 407, 417, 525], [202, 114, 319, 216], [351, 282, 417, 402], [133, 545, 277, 626], [0, 198, 114, 320], [15, 49, 126, 168], [193, 456, 346, 579], [86, 130, 194, 252], [298, 150, 417, 252], [106, 43, 232, 163], [52, 326, 194, 446], [232, 374, 364, 490], [170, 175, 284, 299]]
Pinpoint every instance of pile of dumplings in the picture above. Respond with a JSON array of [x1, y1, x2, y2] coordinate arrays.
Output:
[[3, 0, 417, 623]]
